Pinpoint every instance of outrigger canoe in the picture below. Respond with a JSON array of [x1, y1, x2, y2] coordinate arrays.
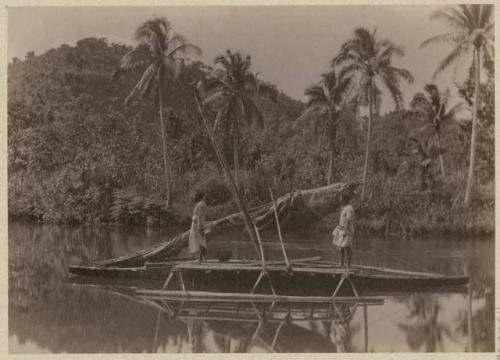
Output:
[[69, 256, 468, 298]]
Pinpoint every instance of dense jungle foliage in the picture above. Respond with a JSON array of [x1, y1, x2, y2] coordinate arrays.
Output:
[[8, 35, 494, 235]]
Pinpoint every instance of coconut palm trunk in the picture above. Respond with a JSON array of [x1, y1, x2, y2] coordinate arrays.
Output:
[[158, 80, 172, 208], [464, 48, 480, 207], [361, 80, 374, 201], [327, 113, 337, 185], [233, 127, 240, 191]]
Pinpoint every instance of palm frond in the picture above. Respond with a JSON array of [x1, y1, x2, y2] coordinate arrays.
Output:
[[241, 95, 264, 127], [112, 44, 151, 80], [420, 32, 464, 48], [389, 66, 414, 84], [257, 81, 278, 102], [479, 4, 494, 27], [377, 40, 405, 59], [353, 27, 375, 56], [423, 84, 441, 110], [295, 105, 325, 125], [433, 41, 468, 78], [243, 73, 258, 93], [124, 63, 159, 105], [443, 102, 466, 124], [337, 62, 364, 82], [169, 33, 187, 47], [458, 5, 476, 28], [215, 53, 231, 70], [136, 17, 170, 45], [304, 84, 328, 106], [203, 90, 227, 107], [167, 43, 202, 58], [379, 70, 404, 110], [321, 70, 337, 91], [430, 9, 468, 30], [313, 112, 330, 139], [334, 76, 354, 106], [200, 73, 224, 93]]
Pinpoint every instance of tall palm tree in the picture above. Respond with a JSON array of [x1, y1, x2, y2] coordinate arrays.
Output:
[[203, 50, 277, 190], [420, 4, 494, 206], [112, 17, 201, 207], [410, 84, 464, 179], [334, 28, 414, 200], [303, 70, 352, 185]]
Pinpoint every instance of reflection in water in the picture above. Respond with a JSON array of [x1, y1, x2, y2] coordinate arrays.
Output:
[[397, 295, 453, 352], [8, 221, 494, 353], [131, 294, 371, 353]]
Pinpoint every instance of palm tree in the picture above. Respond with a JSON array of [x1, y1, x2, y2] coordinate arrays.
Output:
[[420, 4, 494, 206], [409, 136, 440, 191], [303, 70, 352, 185], [203, 50, 277, 190], [333, 28, 414, 200], [112, 17, 201, 207], [410, 84, 464, 179]]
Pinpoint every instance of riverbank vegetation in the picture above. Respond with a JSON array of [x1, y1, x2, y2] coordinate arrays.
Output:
[[8, 5, 494, 236]]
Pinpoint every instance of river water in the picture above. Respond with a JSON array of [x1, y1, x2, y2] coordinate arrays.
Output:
[[8, 221, 494, 353]]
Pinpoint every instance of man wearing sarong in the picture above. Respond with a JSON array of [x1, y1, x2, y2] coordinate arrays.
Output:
[[189, 191, 207, 261], [332, 191, 355, 267]]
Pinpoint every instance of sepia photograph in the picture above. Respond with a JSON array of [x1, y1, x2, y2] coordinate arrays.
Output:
[[6, 3, 495, 354]]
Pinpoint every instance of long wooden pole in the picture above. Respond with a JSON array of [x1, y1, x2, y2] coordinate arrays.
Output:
[[270, 189, 290, 269], [193, 88, 264, 263], [364, 304, 368, 352]]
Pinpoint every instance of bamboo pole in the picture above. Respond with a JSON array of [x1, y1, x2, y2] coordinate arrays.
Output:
[[363, 304, 368, 352], [152, 309, 161, 353], [138, 289, 384, 304], [193, 88, 264, 263], [253, 224, 267, 268], [270, 189, 290, 270]]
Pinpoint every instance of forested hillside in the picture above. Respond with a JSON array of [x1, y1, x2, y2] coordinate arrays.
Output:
[[8, 36, 494, 235]]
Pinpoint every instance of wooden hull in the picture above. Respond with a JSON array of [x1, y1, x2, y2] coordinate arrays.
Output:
[[69, 261, 468, 297]]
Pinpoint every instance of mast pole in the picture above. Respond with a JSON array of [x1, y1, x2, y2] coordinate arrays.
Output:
[[270, 189, 290, 270], [193, 88, 265, 264]]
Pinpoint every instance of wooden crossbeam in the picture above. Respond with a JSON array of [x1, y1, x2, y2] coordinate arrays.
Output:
[[177, 270, 186, 292], [346, 274, 359, 298], [251, 271, 265, 294], [162, 267, 177, 290], [332, 274, 347, 298], [332, 273, 359, 298], [174, 262, 357, 275], [137, 289, 383, 304]]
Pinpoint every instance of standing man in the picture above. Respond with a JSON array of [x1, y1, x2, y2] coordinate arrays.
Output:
[[332, 191, 355, 267], [189, 191, 207, 261]]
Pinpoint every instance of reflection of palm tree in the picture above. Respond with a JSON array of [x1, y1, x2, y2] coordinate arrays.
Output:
[[325, 303, 360, 352], [454, 261, 494, 352], [398, 295, 453, 352]]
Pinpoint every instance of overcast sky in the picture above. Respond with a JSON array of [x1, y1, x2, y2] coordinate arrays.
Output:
[[8, 5, 473, 112]]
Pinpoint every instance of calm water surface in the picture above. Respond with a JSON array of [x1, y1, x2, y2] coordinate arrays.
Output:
[[8, 221, 494, 353]]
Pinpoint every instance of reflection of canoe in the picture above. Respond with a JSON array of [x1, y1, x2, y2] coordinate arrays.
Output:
[[110, 287, 375, 353], [69, 258, 468, 297]]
